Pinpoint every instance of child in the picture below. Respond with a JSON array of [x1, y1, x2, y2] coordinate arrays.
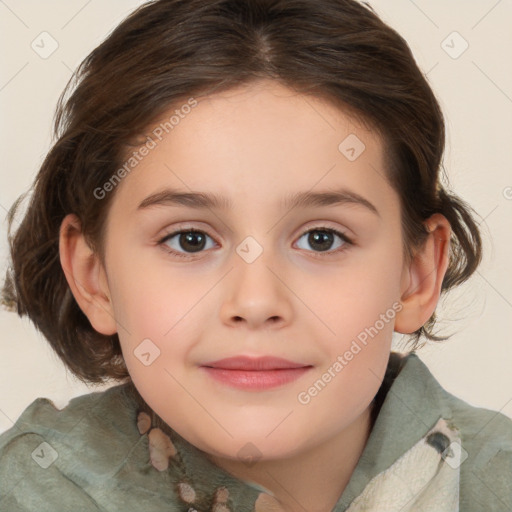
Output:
[[1, 0, 511, 510]]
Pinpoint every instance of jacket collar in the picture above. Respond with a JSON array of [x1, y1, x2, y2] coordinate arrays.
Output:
[[334, 351, 456, 509]]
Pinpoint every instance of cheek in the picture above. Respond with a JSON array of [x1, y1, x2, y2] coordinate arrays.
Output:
[[309, 244, 402, 340], [297, 241, 402, 406], [107, 261, 205, 408], [293, 255, 401, 438], [108, 251, 208, 335], [106, 256, 216, 383]]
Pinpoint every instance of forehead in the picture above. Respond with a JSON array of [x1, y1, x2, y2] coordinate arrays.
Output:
[[111, 79, 395, 218]]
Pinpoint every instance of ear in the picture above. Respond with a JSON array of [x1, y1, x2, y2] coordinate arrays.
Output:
[[59, 213, 117, 335], [394, 213, 451, 334]]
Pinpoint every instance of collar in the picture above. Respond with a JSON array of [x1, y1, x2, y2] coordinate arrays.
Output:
[[334, 351, 459, 511]]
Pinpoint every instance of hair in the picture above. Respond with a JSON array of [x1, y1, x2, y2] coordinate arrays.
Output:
[[1, 0, 482, 387]]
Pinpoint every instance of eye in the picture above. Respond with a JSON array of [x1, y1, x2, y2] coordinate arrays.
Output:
[[157, 225, 353, 260], [295, 227, 353, 255], [158, 229, 216, 259]]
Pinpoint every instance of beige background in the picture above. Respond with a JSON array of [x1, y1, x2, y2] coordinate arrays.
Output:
[[0, 0, 511, 435]]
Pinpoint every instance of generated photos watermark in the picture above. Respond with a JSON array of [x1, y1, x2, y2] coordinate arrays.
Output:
[[93, 97, 198, 200], [297, 301, 403, 405]]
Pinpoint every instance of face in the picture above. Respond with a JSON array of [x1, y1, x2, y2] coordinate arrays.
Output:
[[100, 79, 407, 461]]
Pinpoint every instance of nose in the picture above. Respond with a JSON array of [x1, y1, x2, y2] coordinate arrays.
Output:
[[219, 255, 293, 330]]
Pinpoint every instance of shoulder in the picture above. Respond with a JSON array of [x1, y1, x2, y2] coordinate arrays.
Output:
[[396, 353, 512, 510], [440, 383, 512, 462], [440, 386, 512, 510], [0, 383, 141, 511], [401, 353, 512, 460]]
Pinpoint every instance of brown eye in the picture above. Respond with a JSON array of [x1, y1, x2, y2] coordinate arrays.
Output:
[[295, 227, 352, 254], [159, 229, 215, 258]]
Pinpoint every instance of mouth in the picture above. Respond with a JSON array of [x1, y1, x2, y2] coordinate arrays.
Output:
[[201, 355, 310, 371], [199, 355, 313, 390]]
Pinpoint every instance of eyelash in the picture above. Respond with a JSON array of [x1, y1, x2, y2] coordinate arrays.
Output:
[[157, 226, 354, 260]]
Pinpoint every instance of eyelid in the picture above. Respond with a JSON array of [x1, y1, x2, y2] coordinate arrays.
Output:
[[157, 220, 353, 241], [295, 222, 353, 242], [156, 221, 217, 242]]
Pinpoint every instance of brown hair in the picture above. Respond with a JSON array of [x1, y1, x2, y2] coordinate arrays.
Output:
[[1, 0, 482, 385]]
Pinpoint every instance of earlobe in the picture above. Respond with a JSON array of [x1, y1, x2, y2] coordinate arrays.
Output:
[[59, 213, 117, 336], [394, 213, 451, 334]]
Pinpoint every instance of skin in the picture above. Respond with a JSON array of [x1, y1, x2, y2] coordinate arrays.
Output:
[[59, 79, 451, 512]]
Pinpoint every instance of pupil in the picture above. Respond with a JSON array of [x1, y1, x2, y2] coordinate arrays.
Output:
[[309, 231, 333, 251], [180, 232, 205, 252]]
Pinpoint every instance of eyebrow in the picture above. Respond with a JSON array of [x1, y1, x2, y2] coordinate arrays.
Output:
[[137, 187, 380, 216]]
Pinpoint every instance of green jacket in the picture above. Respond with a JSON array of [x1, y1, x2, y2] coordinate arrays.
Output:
[[1, 352, 511, 511]]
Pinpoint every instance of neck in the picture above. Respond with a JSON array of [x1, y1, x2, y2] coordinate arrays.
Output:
[[206, 403, 374, 512]]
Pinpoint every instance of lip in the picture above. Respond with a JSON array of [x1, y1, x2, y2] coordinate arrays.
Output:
[[199, 356, 313, 391], [201, 355, 309, 370]]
